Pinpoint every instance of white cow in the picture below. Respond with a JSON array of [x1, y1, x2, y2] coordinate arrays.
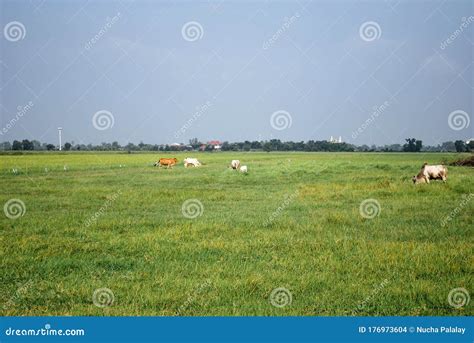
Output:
[[413, 163, 447, 184], [230, 160, 240, 170], [184, 157, 201, 168], [240, 165, 248, 173]]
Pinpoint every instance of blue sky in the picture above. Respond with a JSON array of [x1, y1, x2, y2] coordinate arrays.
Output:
[[0, 0, 472, 146]]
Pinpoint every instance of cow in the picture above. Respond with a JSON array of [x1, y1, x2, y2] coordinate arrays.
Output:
[[230, 160, 240, 170], [240, 165, 248, 173], [184, 157, 201, 168], [413, 163, 447, 184], [154, 158, 178, 168]]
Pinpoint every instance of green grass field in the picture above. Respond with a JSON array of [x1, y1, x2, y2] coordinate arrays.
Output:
[[1, 152, 473, 316]]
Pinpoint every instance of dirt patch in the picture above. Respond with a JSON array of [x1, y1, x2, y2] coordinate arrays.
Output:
[[449, 155, 474, 167]]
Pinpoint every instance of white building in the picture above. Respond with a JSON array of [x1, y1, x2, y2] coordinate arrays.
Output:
[[329, 136, 343, 143]]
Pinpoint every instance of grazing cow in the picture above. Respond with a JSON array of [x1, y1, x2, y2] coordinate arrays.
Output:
[[154, 158, 178, 168], [230, 160, 240, 170], [184, 157, 201, 168], [413, 163, 447, 184], [240, 165, 248, 173]]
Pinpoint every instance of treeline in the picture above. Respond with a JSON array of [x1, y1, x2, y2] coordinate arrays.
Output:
[[1, 138, 473, 153]]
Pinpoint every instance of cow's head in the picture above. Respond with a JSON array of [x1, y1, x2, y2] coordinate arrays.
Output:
[[153, 161, 159, 167], [412, 175, 426, 184]]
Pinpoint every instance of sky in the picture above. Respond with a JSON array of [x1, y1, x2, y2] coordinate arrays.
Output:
[[0, 0, 473, 146]]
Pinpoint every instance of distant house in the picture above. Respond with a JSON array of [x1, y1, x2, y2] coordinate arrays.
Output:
[[207, 140, 222, 150], [329, 136, 343, 143]]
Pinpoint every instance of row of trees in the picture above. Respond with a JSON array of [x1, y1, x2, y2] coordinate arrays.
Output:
[[1, 138, 473, 153]]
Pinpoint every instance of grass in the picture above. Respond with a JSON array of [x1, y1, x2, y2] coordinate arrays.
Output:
[[0, 152, 473, 316]]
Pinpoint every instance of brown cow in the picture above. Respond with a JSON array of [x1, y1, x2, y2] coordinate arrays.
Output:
[[154, 158, 178, 168]]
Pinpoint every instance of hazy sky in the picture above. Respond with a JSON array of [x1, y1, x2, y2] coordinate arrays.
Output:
[[0, 0, 472, 146]]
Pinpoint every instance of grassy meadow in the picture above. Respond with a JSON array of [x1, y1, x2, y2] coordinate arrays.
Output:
[[1, 151, 473, 316]]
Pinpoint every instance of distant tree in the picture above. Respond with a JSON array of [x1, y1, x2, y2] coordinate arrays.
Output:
[[454, 140, 466, 152], [403, 138, 417, 152], [12, 140, 22, 150], [250, 141, 262, 150], [32, 140, 42, 150], [46, 144, 56, 151], [64, 142, 72, 151], [221, 142, 230, 151], [22, 139, 34, 150], [467, 141, 474, 152], [415, 140, 422, 152], [263, 142, 271, 152], [0, 141, 12, 150], [440, 141, 456, 152]]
